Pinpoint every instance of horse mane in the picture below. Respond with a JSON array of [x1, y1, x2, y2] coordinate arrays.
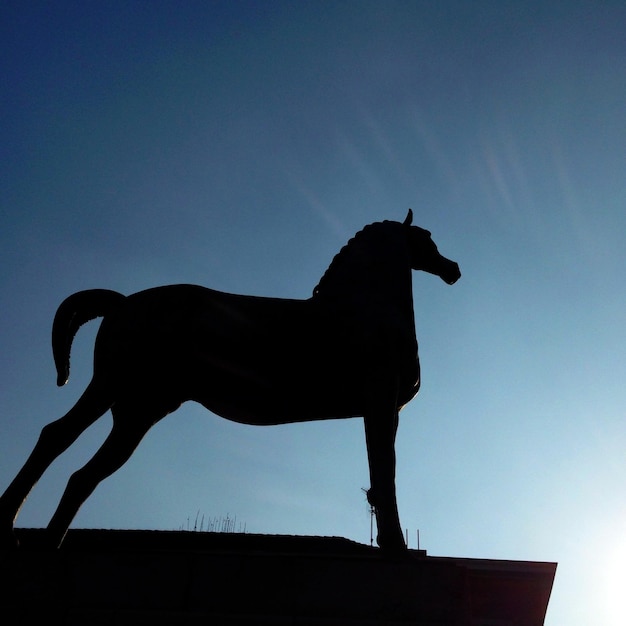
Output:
[[312, 220, 403, 299]]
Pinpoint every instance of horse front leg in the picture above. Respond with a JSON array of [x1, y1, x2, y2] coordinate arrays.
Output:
[[363, 397, 406, 554]]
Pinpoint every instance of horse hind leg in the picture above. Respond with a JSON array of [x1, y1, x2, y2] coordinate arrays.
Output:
[[0, 380, 113, 549], [45, 401, 161, 549]]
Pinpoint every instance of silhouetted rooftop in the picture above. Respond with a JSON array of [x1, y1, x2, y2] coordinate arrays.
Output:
[[14, 527, 378, 554], [5, 529, 556, 625]]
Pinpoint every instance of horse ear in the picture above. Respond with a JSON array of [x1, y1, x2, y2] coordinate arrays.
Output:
[[403, 209, 413, 226]]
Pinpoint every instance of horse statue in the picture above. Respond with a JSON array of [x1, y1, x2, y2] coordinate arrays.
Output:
[[0, 210, 460, 552]]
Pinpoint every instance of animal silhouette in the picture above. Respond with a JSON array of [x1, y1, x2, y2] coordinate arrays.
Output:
[[0, 210, 460, 551]]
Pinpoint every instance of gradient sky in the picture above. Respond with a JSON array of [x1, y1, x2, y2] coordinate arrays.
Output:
[[2, 2, 625, 624]]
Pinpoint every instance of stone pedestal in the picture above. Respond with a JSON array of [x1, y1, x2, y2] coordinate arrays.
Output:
[[2, 529, 556, 625]]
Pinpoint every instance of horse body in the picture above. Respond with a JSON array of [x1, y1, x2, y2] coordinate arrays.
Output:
[[94, 280, 420, 425], [0, 211, 460, 551]]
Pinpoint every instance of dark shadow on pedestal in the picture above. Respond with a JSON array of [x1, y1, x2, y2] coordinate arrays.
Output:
[[2, 529, 556, 626]]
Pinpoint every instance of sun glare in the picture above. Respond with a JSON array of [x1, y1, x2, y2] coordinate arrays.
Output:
[[600, 524, 626, 625]]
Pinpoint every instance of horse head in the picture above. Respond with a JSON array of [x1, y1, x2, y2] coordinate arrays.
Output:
[[403, 210, 461, 285]]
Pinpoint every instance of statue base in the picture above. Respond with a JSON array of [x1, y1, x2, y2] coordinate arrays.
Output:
[[2, 529, 555, 625]]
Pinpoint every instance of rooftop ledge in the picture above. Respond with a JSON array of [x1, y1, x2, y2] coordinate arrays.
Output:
[[3, 528, 556, 625]]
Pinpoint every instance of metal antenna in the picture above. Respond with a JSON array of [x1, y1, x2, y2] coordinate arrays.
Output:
[[361, 488, 375, 546]]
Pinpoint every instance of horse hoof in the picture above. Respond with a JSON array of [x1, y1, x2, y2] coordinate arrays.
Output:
[[0, 530, 19, 551], [376, 533, 407, 555]]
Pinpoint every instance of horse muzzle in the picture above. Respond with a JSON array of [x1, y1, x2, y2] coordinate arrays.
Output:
[[440, 259, 461, 285]]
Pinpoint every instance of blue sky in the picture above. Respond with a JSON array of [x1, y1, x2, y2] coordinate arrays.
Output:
[[2, 1, 625, 623]]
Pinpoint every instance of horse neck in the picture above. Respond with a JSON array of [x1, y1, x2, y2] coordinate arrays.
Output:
[[314, 225, 415, 314]]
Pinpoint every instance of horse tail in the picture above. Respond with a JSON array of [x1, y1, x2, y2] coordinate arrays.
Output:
[[52, 289, 126, 387]]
